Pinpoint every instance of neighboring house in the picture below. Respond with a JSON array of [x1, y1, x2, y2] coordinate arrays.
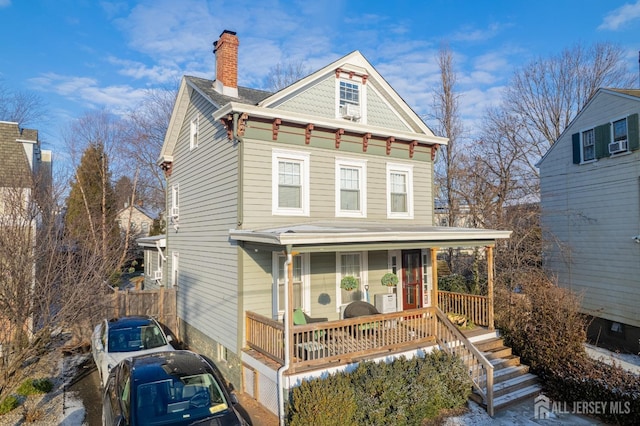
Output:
[[0, 121, 52, 348], [158, 31, 516, 418], [136, 234, 166, 289], [539, 88, 640, 353], [116, 203, 155, 237]]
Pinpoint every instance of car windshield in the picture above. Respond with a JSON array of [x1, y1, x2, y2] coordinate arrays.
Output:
[[108, 323, 167, 352], [135, 374, 229, 426]]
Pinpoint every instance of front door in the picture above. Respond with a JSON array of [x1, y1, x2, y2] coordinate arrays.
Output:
[[402, 250, 422, 310]]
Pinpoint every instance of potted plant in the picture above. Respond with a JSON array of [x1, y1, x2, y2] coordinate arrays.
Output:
[[340, 275, 358, 291], [381, 272, 399, 293]]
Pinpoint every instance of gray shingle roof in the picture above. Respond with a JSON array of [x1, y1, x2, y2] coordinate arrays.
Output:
[[185, 75, 272, 108], [0, 121, 33, 187]]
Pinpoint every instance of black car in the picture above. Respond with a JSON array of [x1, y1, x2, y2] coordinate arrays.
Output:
[[102, 350, 248, 426]]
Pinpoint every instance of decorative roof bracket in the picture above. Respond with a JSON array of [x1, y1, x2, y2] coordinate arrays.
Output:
[[305, 124, 314, 144], [335, 128, 344, 149], [362, 133, 371, 152], [409, 140, 418, 158], [386, 137, 395, 155], [272, 118, 282, 141]]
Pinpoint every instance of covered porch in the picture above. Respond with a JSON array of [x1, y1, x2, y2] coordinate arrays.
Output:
[[233, 222, 510, 417]]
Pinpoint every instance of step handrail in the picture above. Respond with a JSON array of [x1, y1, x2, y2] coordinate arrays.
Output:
[[435, 308, 494, 416]]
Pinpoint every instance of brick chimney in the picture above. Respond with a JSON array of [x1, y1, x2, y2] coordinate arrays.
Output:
[[213, 30, 239, 97]]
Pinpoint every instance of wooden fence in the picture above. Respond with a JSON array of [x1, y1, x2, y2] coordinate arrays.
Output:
[[107, 287, 178, 340]]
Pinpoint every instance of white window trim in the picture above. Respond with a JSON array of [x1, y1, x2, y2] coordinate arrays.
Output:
[[610, 116, 630, 155], [335, 251, 368, 313], [335, 78, 367, 123], [386, 162, 414, 219], [171, 251, 179, 287], [335, 157, 367, 218], [189, 115, 199, 150], [580, 128, 596, 163], [272, 252, 310, 319], [272, 149, 310, 216]]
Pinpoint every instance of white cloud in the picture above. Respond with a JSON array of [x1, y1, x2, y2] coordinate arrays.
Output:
[[0, 0, 11, 8], [28, 73, 150, 116], [598, 1, 640, 31]]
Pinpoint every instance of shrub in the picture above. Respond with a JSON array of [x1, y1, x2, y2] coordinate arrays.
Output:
[[340, 275, 358, 291], [438, 274, 469, 293], [0, 394, 19, 415], [287, 373, 357, 426], [17, 378, 53, 396], [381, 272, 399, 287], [287, 351, 471, 425]]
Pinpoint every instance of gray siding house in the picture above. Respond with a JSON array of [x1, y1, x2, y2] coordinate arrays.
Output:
[[158, 31, 517, 418], [539, 88, 640, 353]]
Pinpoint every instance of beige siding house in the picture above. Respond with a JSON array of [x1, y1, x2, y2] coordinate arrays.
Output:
[[539, 88, 640, 353], [159, 30, 519, 419]]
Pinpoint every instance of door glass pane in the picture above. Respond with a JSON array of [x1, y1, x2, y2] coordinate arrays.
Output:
[[277, 255, 303, 311], [341, 253, 361, 303]]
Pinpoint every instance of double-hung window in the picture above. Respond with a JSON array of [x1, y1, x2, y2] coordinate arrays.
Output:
[[581, 129, 595, 161], [272, 150, 310, 216], [190, 116, 199, 150], [335, 158, 367, 217], [611, 117, 629, 153], [386, 163, 414, 219]]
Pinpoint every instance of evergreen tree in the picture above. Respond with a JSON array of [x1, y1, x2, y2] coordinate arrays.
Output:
[[64, 143, 119, 255]]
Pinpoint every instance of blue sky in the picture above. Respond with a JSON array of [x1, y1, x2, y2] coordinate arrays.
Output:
[[1, 0, 640, 160]]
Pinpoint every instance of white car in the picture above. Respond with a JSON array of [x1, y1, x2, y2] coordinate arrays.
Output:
[[91, 315, 175, 387]]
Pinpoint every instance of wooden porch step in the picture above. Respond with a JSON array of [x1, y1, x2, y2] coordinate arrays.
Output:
[[493, 373, 539, 398], [483, 345, 512, 360], [473, 337, 504, 352], [493, 365, 530, 382], [490, 354, 521, 369], [493, 384, 542, 412]]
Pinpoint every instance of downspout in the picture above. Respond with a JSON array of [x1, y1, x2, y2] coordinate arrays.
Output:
[[233, 112, 244, 227], [277, 245, 292, 425]]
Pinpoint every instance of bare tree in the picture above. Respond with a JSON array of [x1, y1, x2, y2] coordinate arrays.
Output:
[[432, 44, 466, 273], [266, 61, 311, 92], [0, 83, 47, 128], [120, 87, 176, 211], [504, 42, 634, 147]]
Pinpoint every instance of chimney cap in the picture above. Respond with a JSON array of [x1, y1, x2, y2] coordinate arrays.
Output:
[[214, 29, 237, 49]]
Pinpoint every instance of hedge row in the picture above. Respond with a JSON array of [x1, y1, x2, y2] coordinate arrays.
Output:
[[287, 350, 472, 425]]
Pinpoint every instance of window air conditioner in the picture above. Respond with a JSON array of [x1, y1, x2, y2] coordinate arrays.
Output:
[[609, 139, 628, 154], [153, 270, 162, 280], [171, 206, 179, 218], [342, 104, 361, 120]]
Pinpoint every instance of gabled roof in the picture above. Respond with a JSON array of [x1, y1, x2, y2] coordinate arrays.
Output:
[[160, 51, 447, 163], [0, 121, 34, 187], [537, 87, 640, 166]]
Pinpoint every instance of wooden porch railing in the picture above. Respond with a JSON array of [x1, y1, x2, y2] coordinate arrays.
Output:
[[434, 307, 494, 416], [438, 290, 492, 328], [246, 309, 438, 371]]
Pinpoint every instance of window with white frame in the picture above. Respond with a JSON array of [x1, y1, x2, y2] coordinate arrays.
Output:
[[386, 163, 414, 218], [190, 116, 199, 150], [171, 251, 179, 287], [613, 117, 628, 142], [171, 184, 179, 219], [581, 128, 595, 161], [274, 253, 309, 317], [272, 150, 310, 216], [336, 78, 366, 122], [337, 252, 365, 306], [335, 158, 367, 217]]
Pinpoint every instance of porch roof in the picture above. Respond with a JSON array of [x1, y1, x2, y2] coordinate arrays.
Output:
[[229, 222, 511, 251]]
